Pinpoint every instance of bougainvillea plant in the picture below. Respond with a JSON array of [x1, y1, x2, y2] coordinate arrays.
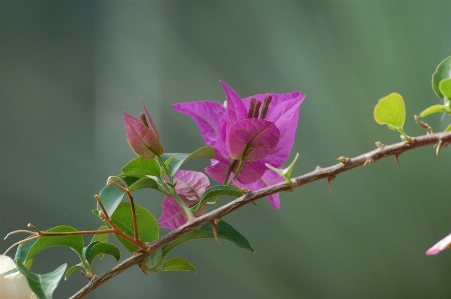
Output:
[[2, 57, 451, 299]]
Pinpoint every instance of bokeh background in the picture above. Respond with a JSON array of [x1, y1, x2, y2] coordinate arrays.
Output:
[[1, 1, 451, 298]]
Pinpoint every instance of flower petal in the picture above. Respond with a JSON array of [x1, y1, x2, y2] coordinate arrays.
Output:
[[226, 119, 280, 162], [220, 81, 247, 125], [205, 160, 230, 183], [426, 232, 451, 255], [235, 161, 268, 184], [158, 196, 189, 229], [174, 170, 210, 200], [0, 255, 16, 273], [242, 91, 305, 108], [262, 97, 304, 166], [0, 255, 37, 299], [172, 101, 225, 146], [158, 195, 206, 229], [237, 169, 285, 208], [141, 100, 160, 137]]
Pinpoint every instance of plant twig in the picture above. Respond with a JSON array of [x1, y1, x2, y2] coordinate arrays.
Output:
[[66, 131, 450, 299], [107, 176, 140, 242]]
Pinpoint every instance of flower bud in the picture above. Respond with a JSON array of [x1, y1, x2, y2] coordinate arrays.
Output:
[[123, 101, 164, 159], [0, 255, 38, 299]]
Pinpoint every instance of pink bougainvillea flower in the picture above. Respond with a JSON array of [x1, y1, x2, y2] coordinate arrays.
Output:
[[425, 232, 451, 255], [173, 81, 305, 209], [123, 101, 164, 159], [158, 170, 209, 229]]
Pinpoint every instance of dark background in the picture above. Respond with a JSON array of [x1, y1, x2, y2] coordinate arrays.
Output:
[[1, 1, 451, 298]]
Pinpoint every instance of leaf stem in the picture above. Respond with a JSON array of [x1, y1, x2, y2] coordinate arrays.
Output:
[[171, 191, 194, 219], [223, 160, 238, 185], [108, 176, 140, 242], [156, 155, 171, 183], [227, 158, 245, 186], [398, 127, 412, 142]]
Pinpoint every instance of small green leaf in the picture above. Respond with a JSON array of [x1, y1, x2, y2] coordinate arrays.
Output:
[[162, 146, 215, 177], [439, 78, 451, 99], [121, 157, 160, 178], [65, 264, 83, 280], [25, 226, 84, 266], [265, 153, 299, 186], [16, 259, 66, 299], [418, 104, 449, 118], [90, 226, 110, 260], [159, 257, 196, 273], [15, 238, 37, 268], [444, 124, 451, 132], [374, 93, 406, 129], [374, 93, 410, 140], [110, 202, 159, 253], [432, 56, 451, 99], [97, 176, 139, 216], [129, 177, 159, 192], [145, 175, 166, 191], [199, 220, 254, 251], [91, 226, 109, 244], [86, 242, 120, 264], [196, 185, 242, 208], [162, 220, 254, 258]]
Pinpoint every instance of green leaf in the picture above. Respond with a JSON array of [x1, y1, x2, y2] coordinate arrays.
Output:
[[444, 124, 451, 132], [90, 226, 109, 260], [91, 226, 109, 244], [65, 264, 83, 280], [159, 257, 196, 273], [196, 185, 242, 209], [86, 242, 120, 264], [265, 153, 299, 186], [25, 226, 84, 266], [110, 202, 159, 253], [15, 238, 37, 268], [374, 93, 406, 129], [97, 176, 139, 216], [83, 241, 99, 259], [16, 259, 66, 299], [439, 78, 451, 99], [162, 220, 254, 258], [121, 157, 160, 178], [418, 104, 449, 118], [374, 93, 410, 140], [162, 146, 215, 177], [199, 220, 254, 251], [432, 56, 451, 99], [129, 177, 159, 192]]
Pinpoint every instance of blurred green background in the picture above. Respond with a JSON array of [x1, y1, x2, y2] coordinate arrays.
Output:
[[1, 1, 451, 298]]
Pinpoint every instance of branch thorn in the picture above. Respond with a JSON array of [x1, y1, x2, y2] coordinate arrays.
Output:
[[327, 176, 335, 191], [436, 140, 449, 156], [211, 220, 221, 245], [363, 159, 374, 166], [375, 141, 385, 148], [337, 156, 349, 164], [139, 262, 149, 275]]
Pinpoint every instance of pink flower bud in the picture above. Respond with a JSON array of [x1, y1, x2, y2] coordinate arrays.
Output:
[[123, 101, 164, 159]]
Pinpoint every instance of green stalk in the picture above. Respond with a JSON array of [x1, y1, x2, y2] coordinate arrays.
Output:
[[223, 160, 238, 185], [171, 190, 194, 219], [227, 158, 245, 186], [155, 154, 193, 218], [398, 127, 412, 142]]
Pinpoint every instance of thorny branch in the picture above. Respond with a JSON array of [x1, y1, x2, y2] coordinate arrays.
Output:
[[65, 131, 449, 298]]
